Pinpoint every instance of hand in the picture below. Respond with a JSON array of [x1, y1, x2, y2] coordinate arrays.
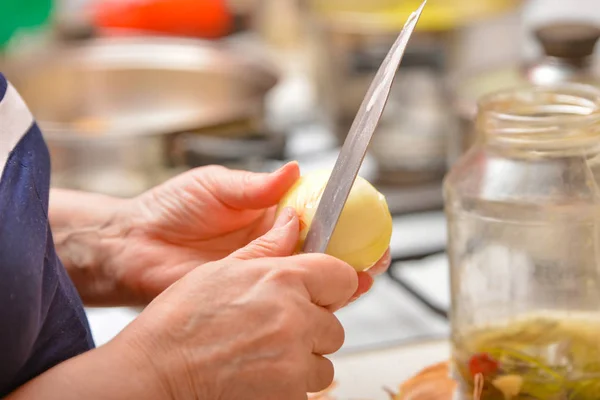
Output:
[[113, 208, 357, 399], [51, 163, 391, 306], [7, 210, 356, 400]]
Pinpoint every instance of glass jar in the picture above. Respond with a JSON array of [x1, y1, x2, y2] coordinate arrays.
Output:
[[444, 84, 600, 400]]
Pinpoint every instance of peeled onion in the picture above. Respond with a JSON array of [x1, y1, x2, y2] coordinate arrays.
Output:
[[276, 170, 393, 272]]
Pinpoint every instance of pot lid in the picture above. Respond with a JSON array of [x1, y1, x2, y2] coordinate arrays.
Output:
[[535, 22, 600, 60]]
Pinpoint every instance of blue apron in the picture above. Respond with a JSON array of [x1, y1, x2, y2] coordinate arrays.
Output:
[[0, 73, 94, 396]]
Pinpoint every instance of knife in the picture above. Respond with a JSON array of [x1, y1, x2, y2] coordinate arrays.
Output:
[[302, 0, 427, 255]]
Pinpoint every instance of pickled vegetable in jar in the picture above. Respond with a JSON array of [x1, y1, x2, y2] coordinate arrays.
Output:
[[444, 83, 600, 400]]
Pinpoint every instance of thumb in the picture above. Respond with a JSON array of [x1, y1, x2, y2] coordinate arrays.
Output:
[[207, 162, 301, 210], [228, 207, 300, 260]]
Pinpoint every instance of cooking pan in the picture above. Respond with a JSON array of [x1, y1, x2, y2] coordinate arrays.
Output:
[[2, 36, 279, 197]]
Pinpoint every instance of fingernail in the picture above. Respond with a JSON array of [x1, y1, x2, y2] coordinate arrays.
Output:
[[271, 163, 287, 176], [248, 163, 292, 184], [348, 273, 374, 304], [273, 207, 294, 228], [271, 161, 297, 176], [382, 250, 392, 266]]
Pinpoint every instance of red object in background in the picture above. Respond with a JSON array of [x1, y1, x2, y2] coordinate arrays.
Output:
[[91, 0, 235, 39], [468, 353, 499, 378]]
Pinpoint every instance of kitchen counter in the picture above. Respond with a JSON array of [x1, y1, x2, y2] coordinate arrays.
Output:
[[330, 339, 450, 400]]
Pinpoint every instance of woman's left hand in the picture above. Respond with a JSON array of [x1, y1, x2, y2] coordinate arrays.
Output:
[[51, 162, 391, 306]]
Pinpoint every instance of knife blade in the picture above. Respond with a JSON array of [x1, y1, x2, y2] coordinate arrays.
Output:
[[302, 0, 427, 255]]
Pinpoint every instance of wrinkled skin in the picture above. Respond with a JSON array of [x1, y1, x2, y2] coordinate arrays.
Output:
[[9, 211, 361, 400], [56, 162, 391, 306]]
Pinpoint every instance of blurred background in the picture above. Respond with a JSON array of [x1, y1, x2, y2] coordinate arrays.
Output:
[[3, 0, 600, 356]]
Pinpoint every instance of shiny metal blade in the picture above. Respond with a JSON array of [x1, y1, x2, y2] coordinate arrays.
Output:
[[302, 0, 427, 254]]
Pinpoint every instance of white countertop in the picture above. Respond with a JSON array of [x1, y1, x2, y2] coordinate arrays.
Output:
[[330, 339, 450, 400]]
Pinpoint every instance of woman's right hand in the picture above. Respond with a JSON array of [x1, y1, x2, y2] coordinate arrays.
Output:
[[112, 207, 358, 399], [8, 208, 357, 400]]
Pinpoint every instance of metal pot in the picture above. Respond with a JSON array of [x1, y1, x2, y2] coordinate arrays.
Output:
[[2, 36, 279, 197], [305, 0, 523, 185]]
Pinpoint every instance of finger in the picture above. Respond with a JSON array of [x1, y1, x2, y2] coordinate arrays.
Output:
[[366, 248, 392, 277], [346, 272, 374, 306], [204, 162, 301, 210], [228, 207, 299, 260], [307, 355, 335, 394], [310, 305, 345, 356], [293, 254, 358, 312], [342, 250, 389, 306]]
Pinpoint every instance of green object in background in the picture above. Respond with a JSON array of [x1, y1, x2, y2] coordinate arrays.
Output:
[[0, 0, 53, 49]]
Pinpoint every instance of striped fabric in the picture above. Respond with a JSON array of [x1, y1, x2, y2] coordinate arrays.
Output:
[[0, 73, 94, 396]]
